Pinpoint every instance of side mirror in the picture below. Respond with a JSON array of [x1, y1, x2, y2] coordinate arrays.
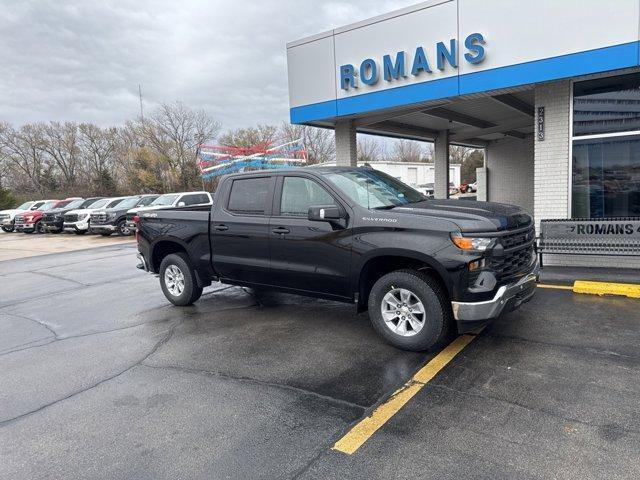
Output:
[[177, 201, 186, 207], [308, 205, 343, 222]]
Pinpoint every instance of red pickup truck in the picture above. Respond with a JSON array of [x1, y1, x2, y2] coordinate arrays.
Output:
[[14, 199, 76, 233]]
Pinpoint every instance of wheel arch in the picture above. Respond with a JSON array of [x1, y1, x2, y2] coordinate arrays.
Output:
[[150, 238, 190, 273], [356, 249, 451, 313]]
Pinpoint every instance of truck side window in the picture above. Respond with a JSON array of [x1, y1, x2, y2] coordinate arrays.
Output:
[[280, 177, 336, 217], [227, 177, 270, 215], [180, 194, 199, 206]]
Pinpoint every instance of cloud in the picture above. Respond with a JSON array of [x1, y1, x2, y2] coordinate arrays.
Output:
[[0, 0, 413, 133]]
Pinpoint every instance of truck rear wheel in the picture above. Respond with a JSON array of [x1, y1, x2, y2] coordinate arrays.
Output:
[[159, 253, 203, 306], [368, 269, 451, 351]]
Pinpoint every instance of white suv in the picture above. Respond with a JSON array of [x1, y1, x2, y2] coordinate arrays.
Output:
[[62, 197, 127, 234], [125, 191, 212, 229]]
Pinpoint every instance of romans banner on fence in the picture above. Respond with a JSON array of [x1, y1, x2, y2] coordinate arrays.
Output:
[[197, 139, 307, 179]]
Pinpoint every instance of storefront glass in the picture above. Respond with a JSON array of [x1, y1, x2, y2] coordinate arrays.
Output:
[[572, 73, 640, 218]]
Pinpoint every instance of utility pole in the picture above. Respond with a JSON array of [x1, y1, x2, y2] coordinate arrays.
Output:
[[138, 84, 144, 122]]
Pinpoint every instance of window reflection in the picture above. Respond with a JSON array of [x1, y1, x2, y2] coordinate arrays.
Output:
[[572, 136, 640, 218]]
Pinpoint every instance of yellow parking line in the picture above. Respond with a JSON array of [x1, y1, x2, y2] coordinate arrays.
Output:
[[537, 283, 573, 291], [332, 333, 478, 455]]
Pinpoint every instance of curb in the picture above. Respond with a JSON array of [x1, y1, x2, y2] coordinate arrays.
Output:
[[538, 281, 640, 299], [573, 280, 640, 299]]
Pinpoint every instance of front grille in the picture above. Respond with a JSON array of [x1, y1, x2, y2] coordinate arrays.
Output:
[[494, 225, 536, 280], [495, 246, 535, 279], [15, 215, 24, 222], [64, 213, 78, 222], [90, 213, 107, 223], [0, 214, 9, 220], [43, 213, 58, 222]]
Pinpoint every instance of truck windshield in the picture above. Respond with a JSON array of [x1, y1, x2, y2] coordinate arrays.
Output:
[[87, 198, 109, 209], [16, 202, 33, 210], [116, 197, 142, 209], [151, 194, 178, 206], [64, 199, 85, 210], [324, 169, 427, 209]]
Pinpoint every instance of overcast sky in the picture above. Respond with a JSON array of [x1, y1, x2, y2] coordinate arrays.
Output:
[[0, 0, 414, 133]]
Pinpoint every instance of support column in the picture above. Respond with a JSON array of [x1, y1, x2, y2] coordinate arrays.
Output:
[[434, 130, 449, 199], [335, 120, 357, 166], [534, 80, 570, 230]]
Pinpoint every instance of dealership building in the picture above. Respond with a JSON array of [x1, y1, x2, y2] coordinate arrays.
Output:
[[286, 0, 640, 267]]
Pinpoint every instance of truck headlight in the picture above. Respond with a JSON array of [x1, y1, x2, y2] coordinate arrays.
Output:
[[107, 212, 117, 220], [78, 213, 88, 220], [451, 233, 495, 252]]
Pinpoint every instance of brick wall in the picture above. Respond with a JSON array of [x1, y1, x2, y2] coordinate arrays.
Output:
[[534, 80, 571, 228], [487, 135, 534, 214]]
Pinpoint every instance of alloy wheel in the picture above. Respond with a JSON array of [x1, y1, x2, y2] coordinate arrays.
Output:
[[164, 264, 185, 297], [381, 287, 426, 337]]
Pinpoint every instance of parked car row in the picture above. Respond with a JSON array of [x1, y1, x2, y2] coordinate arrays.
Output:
[[0, 191, 213, 236]]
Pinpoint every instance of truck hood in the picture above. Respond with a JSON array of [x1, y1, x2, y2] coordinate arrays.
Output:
[[391, 199, 532, 232], [0, 208, 28, 218]]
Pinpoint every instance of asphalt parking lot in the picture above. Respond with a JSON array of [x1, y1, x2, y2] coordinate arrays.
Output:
[[1, 237, 639, 479]]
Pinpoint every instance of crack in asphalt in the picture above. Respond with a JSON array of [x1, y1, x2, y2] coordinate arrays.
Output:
[[483, 331, 640, 362], [0, 322, 178, 428], [29, 269, 89, 286], [6, 310, 59, 339], [141, 363, 367, 411], [427, 382, 640, 436]]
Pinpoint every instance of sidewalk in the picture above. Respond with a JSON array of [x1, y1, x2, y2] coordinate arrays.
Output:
[[539, 266, 640, 286]]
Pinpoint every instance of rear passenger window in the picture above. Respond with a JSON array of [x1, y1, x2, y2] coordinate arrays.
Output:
[[180, 194, 199, 206], [227, 178, 271, 215]]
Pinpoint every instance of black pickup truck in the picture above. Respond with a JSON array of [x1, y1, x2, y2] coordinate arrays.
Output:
[[135, 167, 539, 351]]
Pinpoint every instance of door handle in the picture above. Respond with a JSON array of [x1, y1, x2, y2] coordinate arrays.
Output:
[[213, 224, 229, 231], [272, 227, 290, 235]]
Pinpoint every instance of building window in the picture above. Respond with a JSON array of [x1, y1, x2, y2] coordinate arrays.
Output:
[[572, 73, 640, 218]]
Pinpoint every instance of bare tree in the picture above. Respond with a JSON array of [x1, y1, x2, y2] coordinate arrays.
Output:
[[40, 122, 82, 191], [78, 123, 120, 194], [137, 102, 221, 190], [392, 139, 428, 163], [0, 123, 50, 195], [279, 123, 335, 165], [449, 145, 477, 165], [219, 125, 278, 149], [357, 135, 385, 163]]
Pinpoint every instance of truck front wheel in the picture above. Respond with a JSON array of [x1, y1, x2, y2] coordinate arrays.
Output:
[[159, 253, 203, 306], [368, 269, 451, 351]]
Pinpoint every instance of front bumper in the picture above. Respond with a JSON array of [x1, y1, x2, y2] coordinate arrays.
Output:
[[451, 261, 540, 326], [15, 223, 35, 232], [43, 222, 63, 232], [90, 224, 116, 233], [63, 220, 90, 232]]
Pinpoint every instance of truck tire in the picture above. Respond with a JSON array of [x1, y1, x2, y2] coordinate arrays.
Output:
[[368, 269, 451, 351], [1, 225, 14, 233], [159, 253, 203, 306], [74, 230, 87, 235], [116, 219, 131, 236], [100, 232, 112, 237]]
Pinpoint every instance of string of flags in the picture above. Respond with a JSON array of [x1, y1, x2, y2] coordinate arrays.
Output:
[[198, 139, 307, 179]]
